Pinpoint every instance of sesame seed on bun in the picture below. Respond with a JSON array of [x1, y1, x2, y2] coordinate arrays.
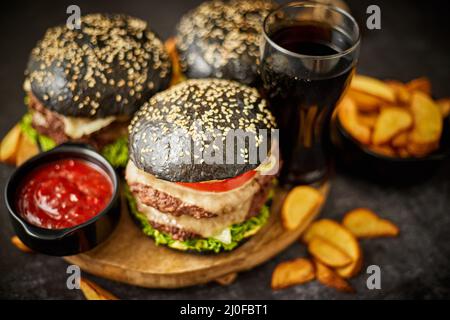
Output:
[[26, 14, 172, 118], [128, 79, 277, 182], [175, 0, 276, 86]]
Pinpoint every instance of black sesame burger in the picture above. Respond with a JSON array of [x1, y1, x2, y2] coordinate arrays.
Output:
[[125, 79, 279, 253], [171, 0, 276, 86], [22, 14, 172, 167]]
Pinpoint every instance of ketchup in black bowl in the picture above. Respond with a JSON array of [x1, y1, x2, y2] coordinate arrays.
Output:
[[5, 143, 120, 256], [16, 159, 113, 230]]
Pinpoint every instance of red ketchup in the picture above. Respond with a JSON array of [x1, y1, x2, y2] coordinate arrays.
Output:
[[16, 159, 113, 229]]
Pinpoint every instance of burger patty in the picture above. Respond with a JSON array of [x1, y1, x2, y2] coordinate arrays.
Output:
[[130, 173, 274, 240], [149, 220, 200, 241], [129, 182, 217, 219], [28, 93, 128, 150], [247, 174, 274, 218], [130, 173, 272, 221]]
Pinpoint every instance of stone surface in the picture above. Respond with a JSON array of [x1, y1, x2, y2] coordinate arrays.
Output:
[[0, 0, 449, 299]]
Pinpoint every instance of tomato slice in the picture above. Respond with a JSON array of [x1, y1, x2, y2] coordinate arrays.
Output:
[[177, 170, 257, 192]]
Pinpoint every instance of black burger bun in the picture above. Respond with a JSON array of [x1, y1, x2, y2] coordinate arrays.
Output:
[[26, 14, 172, 118], [128, 79, 277, 182], [175, 0, 276, 86]]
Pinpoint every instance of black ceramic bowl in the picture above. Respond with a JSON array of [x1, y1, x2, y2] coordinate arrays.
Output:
[[4, 143, 121, 256], [331, 116, 450, 184]]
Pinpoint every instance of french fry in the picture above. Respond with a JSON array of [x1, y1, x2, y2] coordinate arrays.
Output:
[[303, 219, 362, 278], [314, 260, 355, 293], [372, 107, 412, 145], [271, 258, 315, 290], [342, 208, 399, 238], [0, 125, 22, 164], [409, 92, 442, 146], [386, 80, 411, 104], [16, 134, 39, 166], [437, 98, 450, 118], [338, 97, 372, 145], [406, 77, 431, 95], [351, 75, 396, 103], [347, 90, 380, 112], [80, 278, 118, 300], [308, 237, 352, 268], [215, 273, 238, 286], [281, 186, 323, 230], [11, 236, 34, 253]]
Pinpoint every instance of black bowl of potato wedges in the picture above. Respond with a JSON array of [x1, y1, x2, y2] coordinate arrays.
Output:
[[331, 75, 450, 183]]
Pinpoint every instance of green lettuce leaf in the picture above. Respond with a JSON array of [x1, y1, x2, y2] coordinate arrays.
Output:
[[19, 113, 128, 167], [100, 136, 129, 168], [20, 113, 56, 151], [125, 185, 272, 253]]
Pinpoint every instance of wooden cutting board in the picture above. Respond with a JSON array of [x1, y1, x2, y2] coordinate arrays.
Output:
[[65, 183, 329, 288], [0, 121, 329, 288]]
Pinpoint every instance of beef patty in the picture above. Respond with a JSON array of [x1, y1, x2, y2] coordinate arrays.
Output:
[[130, 173, 275, 241], [28, 93, 128, 150]]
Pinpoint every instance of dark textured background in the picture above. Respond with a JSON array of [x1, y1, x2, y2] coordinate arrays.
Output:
[[0, 0, 449, 299]]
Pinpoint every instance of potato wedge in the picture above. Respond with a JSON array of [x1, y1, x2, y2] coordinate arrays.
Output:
[[165, 37, 185, 86], [336, 252, 363, 278], [164, 37, 176, 58], [303, 219, 362, 278], [409, 92, 442, 146], [372, 107, 412, 145], [406, 77, 431, 95], [407, 140, 439, 157], [16, 134, 39, 166], [367, 145, 397, 157], [437, 98, 450, 118], [351, 75, 396, 103], [314, 260, 355, 293], [281, 186, 323, 230], [11, 236, 34, 253], [338, 97, 372, 145], [358, 112, 378, 129], [342, 208, 399, 238], [347, 90, 380, 112], [308, 237, 352, 268], [271, 258, 315, 290], [386, 80, 411, 104], [215, 273, 238, 286], [396, 147, 411, 158], [0, 125, 22, 164], [80, 278, 118, 300], [391, 131, 409, 148]]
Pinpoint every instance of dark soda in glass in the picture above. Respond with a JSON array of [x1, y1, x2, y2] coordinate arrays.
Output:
[[261, 4, 360, 186]]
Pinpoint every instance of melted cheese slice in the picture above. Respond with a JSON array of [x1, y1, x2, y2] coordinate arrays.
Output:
[[62, 116, 117, 139], [126, 161, 266, 238], [125, 160, 259, 216], [137, 199, 249, 238]]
